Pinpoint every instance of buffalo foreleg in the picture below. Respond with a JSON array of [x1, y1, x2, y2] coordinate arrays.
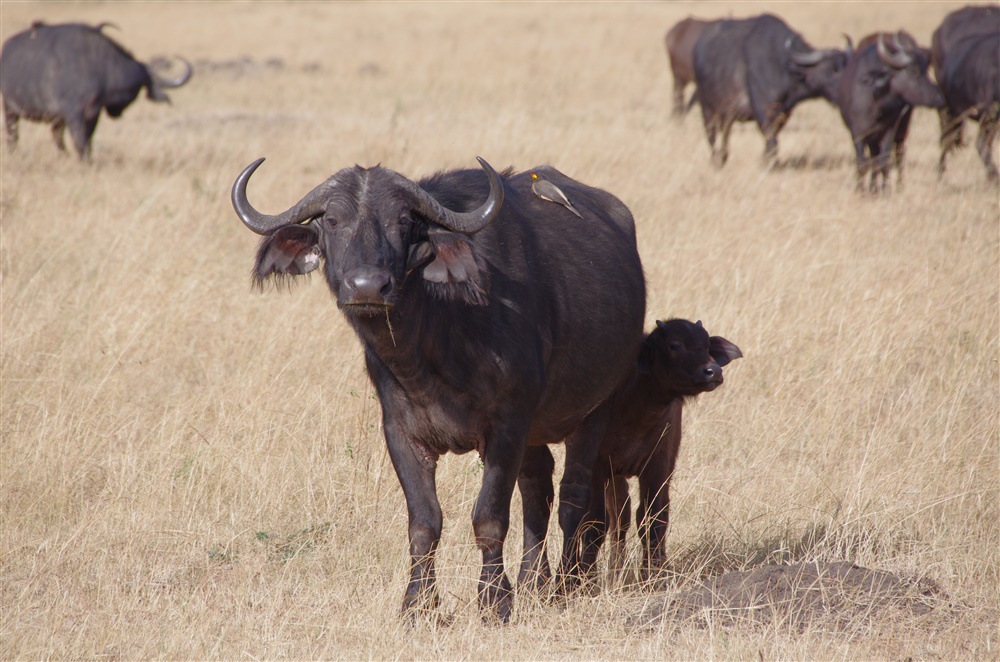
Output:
[[51, 119, 67, 153], [66, 97, 101, 161], [473, 426, 526, 623], [385, 423, 443, 620], [516, 445, 554, 591]]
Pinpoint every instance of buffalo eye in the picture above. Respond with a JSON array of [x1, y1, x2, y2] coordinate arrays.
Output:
[[667, 341, 683, 353], [323, 214, 338, 229]]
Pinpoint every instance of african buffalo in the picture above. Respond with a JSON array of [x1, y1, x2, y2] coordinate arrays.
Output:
[[693, 13, 848, 167], [520, 319, 740, 585], [664, 17, 714, 117], [0, 21, 192, 160], [931, 5, 1000, 180], [232, 157, 646, 621], [838, 32, 944, 192]]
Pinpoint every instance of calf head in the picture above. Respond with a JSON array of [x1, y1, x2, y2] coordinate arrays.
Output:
[[639, 319, 742, 397], [232, 157, 504, 317], [876, 32, 944, 108]]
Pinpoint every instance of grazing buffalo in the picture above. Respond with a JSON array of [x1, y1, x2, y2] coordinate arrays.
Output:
[[931, 5, 1000, 180], [0, 21, 192, 160], [233, 157, 646, 621], [518, 320, 740, 588], [664, 17, 714, 117], [838, 32, 944, 192], [693, 13, 848, 167]]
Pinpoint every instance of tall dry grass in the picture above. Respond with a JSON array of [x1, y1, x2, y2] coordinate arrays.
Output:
[[1, 1, 997, 659]]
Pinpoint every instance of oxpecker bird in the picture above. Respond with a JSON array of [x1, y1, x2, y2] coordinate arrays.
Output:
[[530, 172, 583, 218]]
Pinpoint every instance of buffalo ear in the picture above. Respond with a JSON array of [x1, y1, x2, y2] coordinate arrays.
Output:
[[420, 229, 490, 306], [253, 224, 321, 289], [709, 336, 743, 368]]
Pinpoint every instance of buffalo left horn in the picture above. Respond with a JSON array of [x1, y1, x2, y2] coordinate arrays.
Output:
[[155, 57, 193, 88], [786, 38, 828, 66], [232, 158, 331, 235], [843, 33, 854, 57], [389, 156, 505, 235], [877, 33, 912, 68]]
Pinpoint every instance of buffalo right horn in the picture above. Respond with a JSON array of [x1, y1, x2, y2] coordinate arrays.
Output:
[[786, 38, 827, 66], [232, 158, 331, 235], [877, 33, 912, 68], [843, 33, 854, 56], [389, 156, 505, 235]]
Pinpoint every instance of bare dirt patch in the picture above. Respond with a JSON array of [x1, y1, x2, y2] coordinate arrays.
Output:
[[629, 561, 944, 633]]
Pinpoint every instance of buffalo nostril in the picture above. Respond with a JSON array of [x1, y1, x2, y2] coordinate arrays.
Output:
[[702, 366, 717, 380], [344, 269, 393, 304]]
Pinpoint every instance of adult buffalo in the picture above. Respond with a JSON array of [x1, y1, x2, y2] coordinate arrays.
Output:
[[0, 21, 192, 160], [664, 17, 714, 117], [838, 32, 944, 192], [931, 5, 1000, 180], [232, 157, 646, 622], [693, 13, 848, 167]]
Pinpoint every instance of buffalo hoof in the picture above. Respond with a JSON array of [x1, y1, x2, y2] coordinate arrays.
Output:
[[478, 574, 514, 624]]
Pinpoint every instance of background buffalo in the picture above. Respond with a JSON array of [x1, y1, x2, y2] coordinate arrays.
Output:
[[0, 21, 192, 160]]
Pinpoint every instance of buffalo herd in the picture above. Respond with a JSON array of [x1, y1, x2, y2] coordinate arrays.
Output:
[[2, 4, 995, 624], [668, 6, 1000, 186]]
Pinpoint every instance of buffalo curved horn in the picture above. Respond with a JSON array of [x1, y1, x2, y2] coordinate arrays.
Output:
[[877, 33, 912, 68], [232, 158, 331, 235], [843, 33, 854, 57], [785, 37, 827, 66], [389, 156, 505, 235], [154, 57, 193, 88]]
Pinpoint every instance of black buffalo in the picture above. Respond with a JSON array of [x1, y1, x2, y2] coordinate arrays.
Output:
[[693, 13, 848, 167], [232, 157, 646, 621], [520, 319, 740, 584], [838, 32, 944, 192], [931, 5, 1000, 180], [664, 17, 714, 118], [0, 21, 192, 160]]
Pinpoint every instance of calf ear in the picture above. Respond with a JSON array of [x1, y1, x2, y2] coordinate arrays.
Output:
[[253, 224, 321, 289], [709, 336, 743, 367], [420, 229, 490, 306]]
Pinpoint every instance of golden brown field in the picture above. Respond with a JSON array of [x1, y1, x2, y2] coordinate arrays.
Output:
[[2, 1, 997, 659]]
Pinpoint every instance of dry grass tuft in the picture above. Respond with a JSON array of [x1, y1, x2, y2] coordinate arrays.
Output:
[[2, 2, 997, 659]]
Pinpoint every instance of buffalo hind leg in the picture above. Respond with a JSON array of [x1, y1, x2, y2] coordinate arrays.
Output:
[[937, 108, 963, 178], [976, 106, 1000, 181], [556, 414, 606, 589], [3, 102, 18, 152], [517, 445, 554, 592]]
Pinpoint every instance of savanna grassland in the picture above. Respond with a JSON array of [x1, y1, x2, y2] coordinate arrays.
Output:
[[1, 2, 997, 659]]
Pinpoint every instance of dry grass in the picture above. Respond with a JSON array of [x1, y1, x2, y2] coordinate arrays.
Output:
[[1, 1, 997, 659]]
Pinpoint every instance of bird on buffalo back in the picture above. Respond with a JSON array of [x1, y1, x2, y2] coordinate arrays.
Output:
[[530, 172, 583, 218]]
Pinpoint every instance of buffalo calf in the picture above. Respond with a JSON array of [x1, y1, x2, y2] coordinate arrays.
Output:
[[518, 319, 741, 587]]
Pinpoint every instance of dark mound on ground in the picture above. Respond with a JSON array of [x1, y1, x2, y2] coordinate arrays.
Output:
[[628, 561, 941, 632]]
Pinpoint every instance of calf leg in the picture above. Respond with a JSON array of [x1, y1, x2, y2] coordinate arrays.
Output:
[[671, 77, 685, 118], [517, 445, 554, 591], [604, 475, 631, 578], [637, 401, 682, 578], [578, 459, 613, 577]]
